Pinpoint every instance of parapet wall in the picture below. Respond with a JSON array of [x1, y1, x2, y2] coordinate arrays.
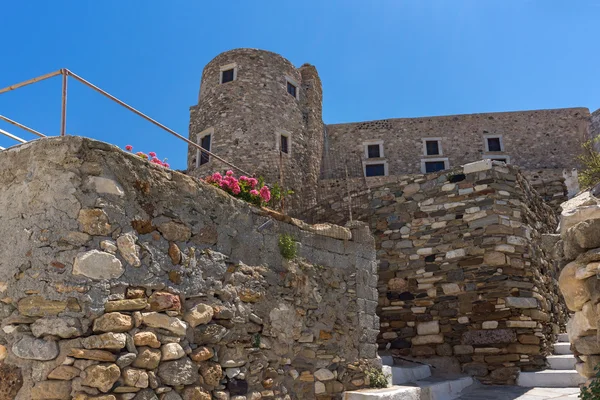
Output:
[[302, 160, 568, 384], [0, 137, 379, 400]]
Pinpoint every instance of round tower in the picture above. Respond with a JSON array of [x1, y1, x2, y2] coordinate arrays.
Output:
[[187, 48, 324, 213]]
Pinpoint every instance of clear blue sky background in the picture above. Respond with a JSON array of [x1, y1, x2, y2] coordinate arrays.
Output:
[[1, 1, 599, 169]]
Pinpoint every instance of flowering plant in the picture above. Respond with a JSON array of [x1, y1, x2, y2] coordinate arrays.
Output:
[[204, 170, 271, 207], [124, 145, 170, 169]]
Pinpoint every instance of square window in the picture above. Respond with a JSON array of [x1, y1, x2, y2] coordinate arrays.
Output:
[[367, 144, 381, 158], [287, 81, 297, 98], [487, 137, 502, 152], [200, 134, 211, 165], [280, 135, 289, 154], [365, 164, 385, 177], [425, 140, 440, 156], [491, 158, 507, 163], [425, 161, 446, 173], [221, 69, 234, 84]]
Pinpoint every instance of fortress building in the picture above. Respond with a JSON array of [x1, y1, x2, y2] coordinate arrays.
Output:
[[188, 48, 594, 214]]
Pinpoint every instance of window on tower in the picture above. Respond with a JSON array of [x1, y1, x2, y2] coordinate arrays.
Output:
[[221, 69, 234, 84], [287, 81, 297, 98]]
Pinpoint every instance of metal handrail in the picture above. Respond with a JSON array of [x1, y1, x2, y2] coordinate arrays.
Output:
[[0, 128, 26, 144], [0, 69, 253, 176], [0, 115, 46, 138]]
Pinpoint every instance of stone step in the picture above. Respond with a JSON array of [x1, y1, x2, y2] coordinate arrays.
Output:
[[343, 385, 421, 400], [517, 370, 587, 387], [344, 376, 474, 400], [557, 333, 569, 343], [548, 354, 577, 370], [415, 376, 474, 400], [553, 342, 573, 355], [382, 363, 432, 385]]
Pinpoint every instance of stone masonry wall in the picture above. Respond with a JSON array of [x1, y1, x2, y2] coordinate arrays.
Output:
[[301, 160, 569, 384], [323, 108, 590, 180], [0, 137, 379, 400], [558, 189, 600, 383]]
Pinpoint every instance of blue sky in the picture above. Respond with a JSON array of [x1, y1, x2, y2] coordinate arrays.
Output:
[[1, 1, 599, 169]]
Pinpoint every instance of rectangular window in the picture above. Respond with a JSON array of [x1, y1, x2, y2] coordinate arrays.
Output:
[[367, 144, 381, 158], [487, 137, 502, 152], [365, 163, 385, 177], [280, 134, 289, 154], [425, 140, 440, 156], [425, 161, 446, 173], [221, 69, 234, 84], [287, 82, 297, 98], [200, 134, 211, 165]]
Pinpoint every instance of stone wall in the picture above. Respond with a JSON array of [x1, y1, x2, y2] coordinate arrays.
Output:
[[590, 108, 600, 148], [0, 137, 379, 400], [187, 48, 325, 213], [302, 160, 569, 384], [558, 189, 600, 383], [323, 108, 590, 180]]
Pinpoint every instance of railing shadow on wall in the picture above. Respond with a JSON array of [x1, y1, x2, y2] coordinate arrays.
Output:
[[0, 69, 251, 177]]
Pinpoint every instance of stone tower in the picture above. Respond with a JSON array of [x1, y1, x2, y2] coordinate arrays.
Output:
[[188, 48, 324, 213]]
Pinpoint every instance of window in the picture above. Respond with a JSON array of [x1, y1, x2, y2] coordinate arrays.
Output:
[[219, 63, 237, 84], [365, 164, 385, 177], [280, 134, 289, 154], [221, 69, 234, 84], [367, 144, 381, 158], [483, 155, 510, 164], [484, 135, 504, 152], [487, 137, 502, 152], [420, 158, 449, 174], [363, 140, 384, 159], [287, 82, 297, 98], [425, 140, 440, 155], [285, 76, 299, 100], [196, 127, 214, 167], [422, 138, 443, 156]]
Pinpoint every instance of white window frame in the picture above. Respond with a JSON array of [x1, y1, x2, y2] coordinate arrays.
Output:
[[363, 140, 384, 159], [421, 158, 449, 174], [275, 130, 292, 156], [422, 137, 443, 156], [363, 160, 388, 177], [484, 134, 504, 152], [219, 63, 238, 84], [285, 75, 300, 100], [483, 155, 511, 164], [196, 127, 214, 168]]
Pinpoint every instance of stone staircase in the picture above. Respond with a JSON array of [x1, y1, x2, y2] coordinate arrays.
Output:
[[517, 333, 586, 387], [344, 355, 474, 400]]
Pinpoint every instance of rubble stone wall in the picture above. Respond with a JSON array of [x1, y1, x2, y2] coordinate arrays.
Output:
[[0, 137, 379, 400], [302, 160, 568, 384], [558, 190, 600, 383]]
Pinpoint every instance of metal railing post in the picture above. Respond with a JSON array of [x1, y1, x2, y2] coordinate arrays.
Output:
[[60, 69, 68, 136]]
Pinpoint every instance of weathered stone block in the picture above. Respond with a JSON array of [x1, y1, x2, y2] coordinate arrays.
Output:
[[462, 329, 516, 345]]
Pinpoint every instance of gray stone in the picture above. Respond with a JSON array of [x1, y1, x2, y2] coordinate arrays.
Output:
[[117, 232, 141, 267], [117, 352, 138, 368], [218, 345, 248, 368], [73, 250, 124, 280], [194, 324, 227, 344], [157, 357, 199, 386], [462, 329, 517, 345], [504, 297, 538, 309], [13, 336, 59, 360], [31, 317, 82, 338]]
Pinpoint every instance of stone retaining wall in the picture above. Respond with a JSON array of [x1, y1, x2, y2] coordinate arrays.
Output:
[[302, 160, 569, 384], [558, 189, 600, 384], [0, 137, 379, 400]]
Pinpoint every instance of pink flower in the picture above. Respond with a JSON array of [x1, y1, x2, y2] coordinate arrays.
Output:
[[240, 176, 248, 182], [212, 172, 222, 181], [250, 189, 259, 196], [249, 178, 258, 189], [125, 145, 133, 151], [164, 163, 170, 168], [226, 170, 234, 176], [136, 152, 148, 159], [260, 186, 271, 202], [231, 183, 241, 195], [149, 151, 157, 158]]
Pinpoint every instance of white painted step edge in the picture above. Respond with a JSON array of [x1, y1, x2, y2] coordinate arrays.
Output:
[[343, 385, 421, 400], [517, 370, 587, 387], [557, 333, 569, 343], [553, 342, 573, 355], [547, 354, 577, 370], [416, 377, 475, 400], [382, 364, 432, 385]]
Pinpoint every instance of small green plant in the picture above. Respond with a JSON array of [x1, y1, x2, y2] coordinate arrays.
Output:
[[252, 333, 261, 348], [578, 137, 600, 189], [365, 367, 389, 389], [278, 234, 297, 260], [580, 363, 600, 399]]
